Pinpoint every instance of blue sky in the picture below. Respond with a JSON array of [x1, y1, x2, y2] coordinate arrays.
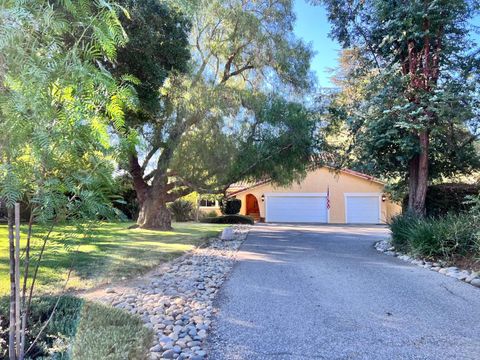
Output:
[[293, 1, 339, 88], [293, 1, 480, 88]]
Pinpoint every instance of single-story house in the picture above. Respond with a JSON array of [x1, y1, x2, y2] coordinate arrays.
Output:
[[215, 167, 401, 224]]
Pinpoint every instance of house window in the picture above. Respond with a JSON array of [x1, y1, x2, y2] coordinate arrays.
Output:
[[200, 199, 217, 207]]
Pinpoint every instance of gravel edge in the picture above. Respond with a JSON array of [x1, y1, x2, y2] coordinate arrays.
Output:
[[95, 225, 250, 360], [375, 239, 480, 288]]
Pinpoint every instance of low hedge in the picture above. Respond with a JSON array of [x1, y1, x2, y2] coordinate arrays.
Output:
[[200, 214, 254, 225], [0, 296, 153, 359]]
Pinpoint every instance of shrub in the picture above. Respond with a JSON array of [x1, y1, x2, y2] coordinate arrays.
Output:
[[389, 212, 418, 252], [0, 296, 84, 359], [169, 199, 194, 222], [0, 296, 153, 359], [72, 302, 153, 360], [403, 183, 480, 217], [112, 188, 139, 220], [221, 198, 241, 215], [201, 214, 254, 225], [389, 212, 479, 260]]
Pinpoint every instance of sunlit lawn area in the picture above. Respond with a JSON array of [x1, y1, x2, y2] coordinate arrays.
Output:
[[0, 222, 226, 296]]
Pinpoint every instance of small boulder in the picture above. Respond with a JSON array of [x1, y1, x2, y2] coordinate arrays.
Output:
[[220, 227, 235, 241], [470, 278, 480, 288]]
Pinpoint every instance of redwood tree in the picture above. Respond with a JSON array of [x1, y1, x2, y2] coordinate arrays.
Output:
[[316, 0, 480, 215]]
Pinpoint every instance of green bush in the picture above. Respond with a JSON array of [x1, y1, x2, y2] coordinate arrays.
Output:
[[169, 199, 194, 222], [403, 183, 480, 217], [0, 296, 84, 359], [201, 214, 254, 225], [389, 212, 479, 260], [0, 296, 153, 360], [389, 212, 418, 251], [221, 198, 241, 215], [72, 302, 152, 360]]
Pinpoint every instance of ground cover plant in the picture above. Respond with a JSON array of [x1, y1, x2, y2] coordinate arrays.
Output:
[[0, 296, 153, 360]]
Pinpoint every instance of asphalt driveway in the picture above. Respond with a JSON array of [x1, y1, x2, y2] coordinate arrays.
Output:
[[206, 224, 480, 360]]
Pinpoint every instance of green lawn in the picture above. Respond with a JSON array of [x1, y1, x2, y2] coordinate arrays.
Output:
[[0, 222, 226, 296]]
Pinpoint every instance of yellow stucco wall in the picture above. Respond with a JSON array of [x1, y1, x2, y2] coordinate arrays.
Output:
[[233, 167, 402, 224]]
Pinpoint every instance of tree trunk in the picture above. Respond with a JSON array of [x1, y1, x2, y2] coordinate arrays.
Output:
[[408, 155, 419, 211], [408, 131, 429, 216], [8, 206, 16, 360], [412, 131, 429, 215], [136, 192, 172, 230]]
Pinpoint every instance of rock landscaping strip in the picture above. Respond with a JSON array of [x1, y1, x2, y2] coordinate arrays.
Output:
[[96, 225, 249, 360], [375, 239, 480, 288]]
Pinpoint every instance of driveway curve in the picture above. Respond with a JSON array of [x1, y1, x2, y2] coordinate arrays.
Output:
[[206, 224, 480, 360]]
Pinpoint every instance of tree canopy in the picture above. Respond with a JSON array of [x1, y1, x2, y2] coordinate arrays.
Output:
[[115, 0, 317, 229], [316, 0, 480, 212], [0, 1, 133, 358]]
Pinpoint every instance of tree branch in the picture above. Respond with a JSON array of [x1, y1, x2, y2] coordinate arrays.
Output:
[[165, 188, 193, 202], [129, 153, 149, 203], [140, 146, 160, 173], [222, 63, 255, 83]]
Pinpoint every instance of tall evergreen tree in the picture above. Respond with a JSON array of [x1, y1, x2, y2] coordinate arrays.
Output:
[[315, 0, 480, 214]]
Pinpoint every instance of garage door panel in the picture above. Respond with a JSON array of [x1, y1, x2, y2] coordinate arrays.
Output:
[[346, 196, 380, 224], [267, 196, 327, 223]]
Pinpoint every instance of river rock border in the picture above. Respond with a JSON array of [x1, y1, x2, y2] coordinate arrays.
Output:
[[375, 239, 480, 288], [97, 225, 250, 360]]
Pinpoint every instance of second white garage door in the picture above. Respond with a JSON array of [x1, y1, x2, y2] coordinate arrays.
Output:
[[345, 195, 381, 224], [265, 194, 328, 223]]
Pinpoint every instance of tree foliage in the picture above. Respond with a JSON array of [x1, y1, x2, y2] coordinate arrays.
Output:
[[117, 0, 316, 229], [316, 0, 480, 213], [0, 1, 133, 358]]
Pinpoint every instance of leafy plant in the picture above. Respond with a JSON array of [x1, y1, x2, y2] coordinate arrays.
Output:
[[0, 296, 83, 359], [221, 199, 242, 215], [168, 200, 194, 222], [71, 302, 153, 360], [389, 213, 419, 252], [404, 183, 480, 217], [389, 212, 479, 260], [0, 296, 153, 360], [0, 1, 135, 358], [202, 210, 218, 219]]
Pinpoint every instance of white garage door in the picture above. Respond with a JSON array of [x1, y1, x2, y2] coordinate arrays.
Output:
[[345, 195, 380, 224], [266, 194, 328, 223]]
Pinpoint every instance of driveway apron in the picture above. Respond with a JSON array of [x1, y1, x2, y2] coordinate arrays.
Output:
[[206, 224, 480, 360]]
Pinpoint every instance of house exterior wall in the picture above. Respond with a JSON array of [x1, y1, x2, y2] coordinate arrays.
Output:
[[233, 167, 402, 223]]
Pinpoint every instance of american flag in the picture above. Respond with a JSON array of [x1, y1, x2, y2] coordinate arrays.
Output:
[[326, 186, 331, 210]]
